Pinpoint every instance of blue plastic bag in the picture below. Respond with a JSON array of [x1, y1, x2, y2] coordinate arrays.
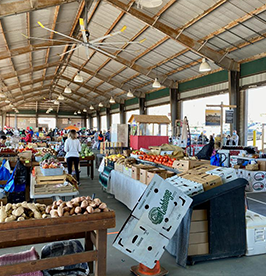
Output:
[[0, 159, 11, 181], [210, 153, 221, 166], [4, 164, 17, 193]]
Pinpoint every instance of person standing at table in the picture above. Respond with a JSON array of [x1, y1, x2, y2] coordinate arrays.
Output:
[[64, 129, 81, 184]]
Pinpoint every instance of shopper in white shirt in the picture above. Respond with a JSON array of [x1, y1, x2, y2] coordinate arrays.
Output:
[[64, 130, 81, 184]]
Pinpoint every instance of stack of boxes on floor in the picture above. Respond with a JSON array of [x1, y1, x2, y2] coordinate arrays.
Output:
[[234, 160, 266, 192], [189, 210, 209, 256]]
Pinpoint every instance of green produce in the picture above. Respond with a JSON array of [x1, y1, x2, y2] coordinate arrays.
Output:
[[80, 143, 94, 157]]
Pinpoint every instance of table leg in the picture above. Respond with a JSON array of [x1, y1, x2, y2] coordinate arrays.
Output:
[[91, 160, 94, 180], [87, 160, 90, 177], [95, 229, 107, 276], [85, 231, 94, 274]]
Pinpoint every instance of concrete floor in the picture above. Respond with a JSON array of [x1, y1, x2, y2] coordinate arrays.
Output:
[[0, 165, 266, 275]]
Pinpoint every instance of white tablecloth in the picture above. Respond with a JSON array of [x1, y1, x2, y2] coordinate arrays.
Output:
[[110, 170, 146, 210]]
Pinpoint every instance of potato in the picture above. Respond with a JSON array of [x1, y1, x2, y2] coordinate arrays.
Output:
[[80, 196, 86, 201], [103, 208, 109, 212], [81, 200, 88, 209], [5, 215, 16, 222], [56, 199, 63, 206], [12, 206, 24, 217], [73, 202, 80, 208], [42, 214, 48, 219], [5, 203, 12, 212], [94, 208, 101, 213], [46, 205, 52, 214], [60, 202, 66, 208], [63, 211, 70, 217], [86, 196, 92, 201], [99, 203, 107, 210], [75, 207, 82, 214], [57, 206, 64, 217], [63, 207, 70, 212], [86, 206, 94, 214], [50, 210, 59, 218], [89, 201, 97, 208], [52, 204, 58, 210], [83, 211, 89, 215], [17, 216, 25, 221], [66, 202, 73, 208], [69, 208, 75, 215], [94, 198, 102, 205]]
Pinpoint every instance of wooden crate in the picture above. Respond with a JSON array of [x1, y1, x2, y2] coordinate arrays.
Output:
[[35, 166, 66, 185], [0, 211, 116, 276]]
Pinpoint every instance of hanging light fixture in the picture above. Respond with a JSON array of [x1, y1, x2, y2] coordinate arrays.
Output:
[[138, 0, 163, 8], [98, 102, 103, 107], [83, 108, 87, 112], [77, 110, 81, 114], [58, 94, 65, 100], [90, 105, 94, 110], [74, 111, 77, 115], [109, 96, 115, 103], [127, 89, 134, 98], [5, 99, 10, 103], [74, 71, 83, 83], [64, 85, 72, 94], [152, 78, 161, 88], [54, 100, 59, 105], [199, 58, 211, 72]]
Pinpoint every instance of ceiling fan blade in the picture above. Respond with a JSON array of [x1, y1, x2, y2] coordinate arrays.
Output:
[[79, 18, 88, 44], [88, 44, 117, 59], [89, 25, 127, 44], [92, 39, 146, 45], [21, 33, 72, 44], [59, 44, 83, 57], [38, 21, 82, 44], [35, 45, 75, 50]]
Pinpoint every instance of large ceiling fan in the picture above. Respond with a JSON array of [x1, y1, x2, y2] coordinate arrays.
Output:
[[22, 18, 146, 59]]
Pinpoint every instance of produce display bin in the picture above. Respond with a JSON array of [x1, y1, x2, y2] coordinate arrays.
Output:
[[0, 211, 116, 276]]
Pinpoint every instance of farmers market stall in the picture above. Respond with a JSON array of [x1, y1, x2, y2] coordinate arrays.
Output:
[[0, 198, 115, 276], [128, 115, 170, 150]]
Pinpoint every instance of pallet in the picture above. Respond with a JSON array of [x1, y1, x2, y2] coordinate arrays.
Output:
[[35, 166, 66, 185]]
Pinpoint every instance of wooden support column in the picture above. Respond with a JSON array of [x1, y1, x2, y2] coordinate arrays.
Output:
[[139, 98, 145, 115], [170, 88, 178, 137], [106, 108, 111, 130], [14, 114, 18, 129], [36, 113, 38, 129], [84, 114, 87, 129], [2, 113, 6, 128], [96, 111, 101, 131], [229, 71, 240, 138], [119, 104, 125, 124], [89, 116, 93, 130]]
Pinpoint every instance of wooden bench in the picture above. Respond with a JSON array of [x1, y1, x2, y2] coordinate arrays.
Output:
[[0, 211, 115, 276]]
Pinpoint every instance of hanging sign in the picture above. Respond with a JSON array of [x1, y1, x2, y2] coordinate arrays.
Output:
[[205, 109, 221, 126], [225, 110, 234, 124]]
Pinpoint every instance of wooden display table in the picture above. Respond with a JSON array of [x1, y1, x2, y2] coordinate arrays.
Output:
[[58, 156, 95, 180], [0, 211, 116, 276]]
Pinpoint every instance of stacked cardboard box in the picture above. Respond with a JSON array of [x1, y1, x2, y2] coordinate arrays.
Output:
[[173, 159, 210, 173], [188, 209, 209, 256], [132, 164, 155, 180], [100, 142, 123, 154], [140, 167, 168, 185]]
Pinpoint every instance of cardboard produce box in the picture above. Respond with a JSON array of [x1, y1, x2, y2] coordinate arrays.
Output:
[[147, 168, 167, 185], [187, 165, 217, 175], [132, 164, 155, 180], [258, 160, 266, 171], [189, 232, 208, 244], [122, 166, 132, 178], [181, 173, 223, 191], [188, 243, 209, 256], [190, 220, 208, 233], [113, 175, 192, 268], [173, 159, 210, 172], [205, 167, 237, 184], [114, 162, 123, 173], [191, 209, 208, 221], [139, 166, 156, 184]]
